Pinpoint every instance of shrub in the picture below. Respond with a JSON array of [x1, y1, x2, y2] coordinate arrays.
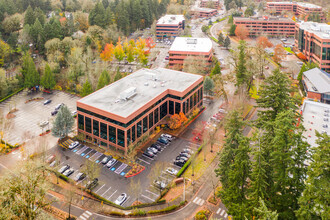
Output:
[[195, 210, 211, 220], [147, 204, 179, 215], [108, 211, 125, 216], [129, 209, 147, 216]]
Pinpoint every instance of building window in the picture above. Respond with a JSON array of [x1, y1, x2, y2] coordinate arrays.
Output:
[[149, 112, 154, 129], [93, 120, 99, 137], [100, 122, 107, 140], [154, 108, 159, 124], [117, 129, 125, 147], [132, 125, 136, 143], [175, 102, 181, 114], [143, 116, 148, 133], [108, 125, 116, 143], [160, 101, 168, 119], [137, 121, 142, 138], [85, 117, 91, 133], [127, 129, 131, 147], [169, 101, 174, 115], [78, 114, 84, 130]]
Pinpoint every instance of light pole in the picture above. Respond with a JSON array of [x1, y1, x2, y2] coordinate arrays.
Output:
[[183, 177, 185, 202]]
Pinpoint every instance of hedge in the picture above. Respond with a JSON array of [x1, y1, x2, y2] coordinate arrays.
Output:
[[0, 88, 24, 103], [176, 143, 205, 177], [147, 201, 186, 215]]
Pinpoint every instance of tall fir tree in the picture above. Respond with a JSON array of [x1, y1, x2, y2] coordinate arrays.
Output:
[[296, 132, 329, 220], [97, 70, 110, 90], [24, 5, 35, 26], [81, 79, 93, 97], [224, 36, 230, 49], [236, 40, 247, 87], [22, 54, 39, 88], [89, 2, 107, 28], [218, 32, 224, 46], [40, 64, 56, 90], [210, 62, 221, 77], [52, 104, 74, 139]]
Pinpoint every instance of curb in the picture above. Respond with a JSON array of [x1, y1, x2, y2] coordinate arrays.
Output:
[[125, 166, 146, 178]]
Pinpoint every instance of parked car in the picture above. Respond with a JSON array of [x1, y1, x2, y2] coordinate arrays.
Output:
[[106, 158, 117, 168], [115, 193, 127, 205], [147, 147, 158, 154], [51, 110, 58, 116], [86, 178, 98, 190], [218, 108, 227, 114], [58, 165, 70, 174], [154, 180, 166, 189], [157, 138, 168, 145], [55, 103, 64, 111], [74, 172, 86, 181], [72, 111, 77, 117], [176, 156, 188, 162], [40, 121, 49, 127], [63, 168, 74, 177], [143, 151, 154, 158], [46, 155, 56, 163], [179, 152, 190, 158], [166, 167, 178, 175], [161, 134, 172, 141], [49, 160, 56, 167], [101, 156, 112, 164], [265, 66, 269, 70], [43, 99, 52, 105], [182, 148, 194, 154], [165, 56, 169, 60], [151, 143, 161, 151], [174, 160, 185, 167], [68, 141, 80, 149]]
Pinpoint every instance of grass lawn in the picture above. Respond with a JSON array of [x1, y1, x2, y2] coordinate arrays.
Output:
[[284, 47, 294, 54]]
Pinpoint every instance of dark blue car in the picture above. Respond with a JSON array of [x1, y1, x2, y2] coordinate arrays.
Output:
[[157, 138, 168, 145]]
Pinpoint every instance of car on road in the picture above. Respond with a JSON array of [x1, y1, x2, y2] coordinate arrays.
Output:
[[63, 168, 74, 177], [115, 193, 127, 205], [265, 66, 269, 70], [55, 103, 64, 111], [106, 158, 117, 168], [43, 99, 52, 105], [68, 141, 80, 149], [165, 56, 169, 60], [49, 161, 56, 167], [86, 178, 98, 190], [51, 110, 58, 116], [101, 156, 112, 164], [74, 172, 86, 181], [147, 147, 158, 154], [166, 167, 178, 175], [143, 151, 154, 158], [58, 165, 70, 174], [154, 180, 166, 189], [218, 108, 227, 114]]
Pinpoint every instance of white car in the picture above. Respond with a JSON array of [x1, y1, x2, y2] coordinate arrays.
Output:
[[114, 193, 127, 205], [106, 158, 117, 168], [40, 121, 49, 127], [154, 180, 166, 189], [69, 141, 80, 149], [161, 133, 173, 141], [58, 165, 70, 173], [166, 167, 178, 175], [218, 108, 227, 114], [63, 168, 74, 177]]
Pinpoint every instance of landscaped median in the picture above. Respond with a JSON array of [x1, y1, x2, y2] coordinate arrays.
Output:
[[176, 143, 204, 177]]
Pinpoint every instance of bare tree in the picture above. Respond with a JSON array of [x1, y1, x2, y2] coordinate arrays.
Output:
[[213, 74, 228, 104], [128, 178, 142, 204], [80, 158, 101, 183], [190, 153, 197, 177], [65, 184, 76, 220], [149, 162, 165, 196]]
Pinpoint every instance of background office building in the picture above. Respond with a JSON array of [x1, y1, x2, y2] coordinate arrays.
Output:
[[169, 37, 213, 70], [200, 0, 220, 9], [302, 68, 330, 104], [266, 2, 325, 21], [233, 16, 295, 37], [295, 22, 330, 72], [156, 15, 185, 40], [77, 68, 203, 153], [191, 7, 218, 18]]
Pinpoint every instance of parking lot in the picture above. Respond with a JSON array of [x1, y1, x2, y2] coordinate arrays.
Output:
[[0, 90, 79, 145], [51, 135, 200, 207]]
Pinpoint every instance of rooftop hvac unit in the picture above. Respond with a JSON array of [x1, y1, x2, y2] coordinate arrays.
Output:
[[145, 72, 158, 81], [186, 38, 197, 44], [120, 87, 137, 100], [312, 86, 318, 91]]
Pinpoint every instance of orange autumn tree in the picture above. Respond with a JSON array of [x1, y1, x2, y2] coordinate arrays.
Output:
[[168, 114, 182, 130], [145, 37, 156, 55], [297, 52, 307, 61], [100, 43, 114, 61], [273, 44, 286, 63], [179, 112, 188, 124], [257, 36, 273, 49], [235, 24, 249, 40]]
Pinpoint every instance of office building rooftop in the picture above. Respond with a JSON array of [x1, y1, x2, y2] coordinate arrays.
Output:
[[303, 68, 330, 94], [157, 15, 185, 25], [298, 22, 330, 39], [169, 37, 212, 53]]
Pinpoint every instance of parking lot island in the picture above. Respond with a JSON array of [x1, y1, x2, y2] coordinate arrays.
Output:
[[77, 68, 204, 154]]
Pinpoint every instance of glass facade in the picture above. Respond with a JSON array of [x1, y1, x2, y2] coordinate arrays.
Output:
[[137, 121, 142, 138], [100, 122, 107, 140], [109, 125, 116, 143], [78, 114, 84, 130], [93, 120, 99, 136], [85, 117, 91, 133], [143, 116, 148, 133], [117, 129, 125, 147]]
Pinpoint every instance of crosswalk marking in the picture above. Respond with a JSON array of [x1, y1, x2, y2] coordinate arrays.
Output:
[[220, 210, 225, 216], [78, 210, 92, 220], [193, 197, 199, 203], [199, 200, 205, 206], [217, 208, 221, 214], [224, 213, 228, 218]]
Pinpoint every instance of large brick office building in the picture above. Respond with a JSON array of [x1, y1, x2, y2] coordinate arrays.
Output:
[[77, 68, 203, 153], [233, 16, 295, 37], [169, 37, 213, 70], [156, 15, 185, 40], [191, 7, 218, 18], [266, 2, 325, 21], [295, 22, 330, 72], [200, 0, 220, 9]]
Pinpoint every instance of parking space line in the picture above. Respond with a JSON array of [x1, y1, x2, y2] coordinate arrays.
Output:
[[100, 187, 112, 197], [145, 190, 158, 197], [159, 176, 169, 181], [141, 194, 154, 201], [121, 196, 130, 206], [95, 184, 106, 193], [216, 208, 221, 214], [142, 154, 154, 160], [107, 190, 117, 200], [83, 149, 93, 157], [137, 158, 150, 164]]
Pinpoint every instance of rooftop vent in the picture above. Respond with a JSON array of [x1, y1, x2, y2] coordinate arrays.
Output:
[[144, 82, 149, 86], [161, 83, 165, 87], [186, 38, 197, 44], [120, 87, 137, 100], [312, 86, 318, 91], [153, 84, 156, 88], [145, 72, 158, 81]]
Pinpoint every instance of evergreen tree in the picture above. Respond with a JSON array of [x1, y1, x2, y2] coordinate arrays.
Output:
[[44, 18, 63, 40], [254, 197, 279, 220], [218, 32, 224, 46], [229, 24, 236, 36], [24, 5, 35, 26], [34, 7, 46, 26], [203, 76, 214, 96], [236, 40, 247, 87], [89, 2, 107, 28], [102, 0, 109, 9], [52, 104, 74, 139], [22, 54, 39, 88], [297, 62, 318, 82], [114, 69, 122, 81], [224, 36, 230, 49], [97, 70, 110, 90], [228, 15, 233, 24], [210, 62, 221, 77], [40, 64, 56, 90], [296, 132, 329, 220], [81, 79, 93, 97]]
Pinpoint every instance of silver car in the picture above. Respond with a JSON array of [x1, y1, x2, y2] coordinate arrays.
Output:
[[114, 193, 127, 205]]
